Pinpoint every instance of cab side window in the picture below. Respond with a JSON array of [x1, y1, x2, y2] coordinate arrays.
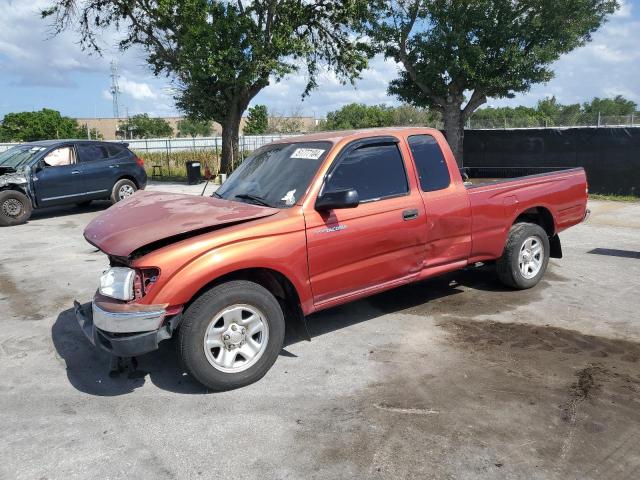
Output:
[[43, 147, 74, 167], [408, 135, 451, 192], [325, 142, 408, 202]]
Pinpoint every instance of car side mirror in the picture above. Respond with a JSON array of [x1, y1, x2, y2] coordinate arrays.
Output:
[[34, 161, 45, 173], [315, 188, 359, 211]]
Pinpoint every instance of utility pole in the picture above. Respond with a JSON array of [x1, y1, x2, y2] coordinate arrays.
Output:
[[110, 60, 121, 119]]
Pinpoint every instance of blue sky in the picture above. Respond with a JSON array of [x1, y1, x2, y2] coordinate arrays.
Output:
[[1, 0, 638, 119]]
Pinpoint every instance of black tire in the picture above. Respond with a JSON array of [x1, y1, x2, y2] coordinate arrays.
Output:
[[110, 178, 137, 203], [497, 222, 550, 289], [0, 190, 33, 226], [179, 280, 286, 391]]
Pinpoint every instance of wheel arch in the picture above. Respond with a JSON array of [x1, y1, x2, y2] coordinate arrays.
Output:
[[513, 205, 556, 237], [182, 267, 307, 338], [116, 175, 140, 188]]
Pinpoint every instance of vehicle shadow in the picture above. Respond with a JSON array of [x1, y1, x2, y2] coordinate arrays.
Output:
[[51, 265, 512, 396], [29, 201, 112, 221]]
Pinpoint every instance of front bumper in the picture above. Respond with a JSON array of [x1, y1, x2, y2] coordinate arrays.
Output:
[[74, 300, 174, 357]]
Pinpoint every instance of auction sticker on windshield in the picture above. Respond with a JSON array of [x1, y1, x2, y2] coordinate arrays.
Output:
[[290, 148, 325, 160]]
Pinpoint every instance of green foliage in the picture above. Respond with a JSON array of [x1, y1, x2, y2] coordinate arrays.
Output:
[[470, 95, 639, 128], [322, 103, 441, 130], [118, 114, 173, 139], [583, 95, 637, 116], [43, 0, 372, 172], [0, 109, 84, 142], [391, 104, 441, 126], [325, 103, 394, 130], [367, 0, 618, 162], [370, 0, 618, 111], [177, 118, 212, 137], [244, 105, 269, 135]]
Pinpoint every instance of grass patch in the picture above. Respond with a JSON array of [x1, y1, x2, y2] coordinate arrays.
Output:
[[589, 194, 639, 202], [137, 149, 249, 180]]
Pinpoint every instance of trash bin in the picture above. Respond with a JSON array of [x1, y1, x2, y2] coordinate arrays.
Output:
[[185, 161, 202, 185]]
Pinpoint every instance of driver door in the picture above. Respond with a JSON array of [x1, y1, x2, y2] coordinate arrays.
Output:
[[304, 137, 427, 306], [33, 145, 85, 206]]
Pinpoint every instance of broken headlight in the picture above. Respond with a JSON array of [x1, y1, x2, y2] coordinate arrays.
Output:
[[99, 267, 136, 301]]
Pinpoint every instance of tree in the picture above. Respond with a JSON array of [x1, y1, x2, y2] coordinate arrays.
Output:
[[391, 104, 441, 126], [118, 114, 173, 139], [536, 97, 581, 126], [44, 1, 371, 173], [368, 0, 618, 165], [178, 118, 212, 137], [583, 95, 637, 116], [0, 109, 84, 142], [325, 103, 394, 130], [243, 105, 268, 135]]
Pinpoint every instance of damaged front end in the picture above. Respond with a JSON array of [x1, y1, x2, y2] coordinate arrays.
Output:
[[74, 191, 279, 362], [0, 171, 29, 190]]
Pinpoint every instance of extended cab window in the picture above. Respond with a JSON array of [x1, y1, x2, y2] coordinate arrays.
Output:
[[77, 144, 109, 162], [325, 142, 408, 202], [408, 135, 451, 192]]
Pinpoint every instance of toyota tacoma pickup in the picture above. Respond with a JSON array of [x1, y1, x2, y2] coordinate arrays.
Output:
[[74, 127, 588, 390]]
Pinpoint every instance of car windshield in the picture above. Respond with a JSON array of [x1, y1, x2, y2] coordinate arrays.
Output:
[[215, 141, 332, 208], [0, 145, 46, 170]]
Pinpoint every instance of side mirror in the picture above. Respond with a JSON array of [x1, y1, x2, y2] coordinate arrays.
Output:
[[34, 161, 45, 173], [315, 188, 359, 211]]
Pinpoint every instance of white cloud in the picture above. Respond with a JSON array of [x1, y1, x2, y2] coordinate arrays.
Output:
[[119, 77, 157, 100]]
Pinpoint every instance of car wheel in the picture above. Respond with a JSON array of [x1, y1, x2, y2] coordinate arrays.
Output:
[[179, 280, 286, 391], [497, 222, 550, 289], [0, 190, 33, 226], [111, 179, 137, 203]]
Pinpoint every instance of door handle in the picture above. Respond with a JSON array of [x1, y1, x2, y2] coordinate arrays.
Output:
[[403, 209, 419, 220], [109, 164, 119, 168], [71, 170, 81, 175]]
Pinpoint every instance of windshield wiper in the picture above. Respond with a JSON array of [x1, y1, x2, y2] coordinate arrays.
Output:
[[234, 193, 273, 207]]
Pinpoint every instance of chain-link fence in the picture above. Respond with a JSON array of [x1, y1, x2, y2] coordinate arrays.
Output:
[[467, 114, 639, 129]]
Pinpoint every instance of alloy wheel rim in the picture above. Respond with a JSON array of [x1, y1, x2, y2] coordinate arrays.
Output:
[[2, 198, 23, 218], [203, 304, 269, 373], [119, 184, 135, 199], [518, 235, 544, 279]]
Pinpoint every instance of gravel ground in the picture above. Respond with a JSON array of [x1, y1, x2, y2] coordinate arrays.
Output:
[[0, 184, 638, 480]]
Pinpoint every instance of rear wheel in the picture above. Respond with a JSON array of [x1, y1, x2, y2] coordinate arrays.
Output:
[[0, 190, 33, 226], [111, 179, 137, 203], [497, 222, 550, 289], [179, 280, 285, 391]]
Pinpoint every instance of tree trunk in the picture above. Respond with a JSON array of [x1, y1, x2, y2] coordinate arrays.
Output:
[[220, 112, 241, 174], [443, 104, 465, 167]]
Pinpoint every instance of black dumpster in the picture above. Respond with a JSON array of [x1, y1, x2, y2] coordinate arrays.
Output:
[[185, 161, 202, 185]]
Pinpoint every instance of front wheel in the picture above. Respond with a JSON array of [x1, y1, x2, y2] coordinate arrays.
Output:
[[497, 222, 550, 289], [0, 190, 33, 226], [178, 280, 286, 391]]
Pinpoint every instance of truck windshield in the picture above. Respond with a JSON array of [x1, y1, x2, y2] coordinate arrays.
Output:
[[215, 141, 332, 208], [0, 145, 46, 170]]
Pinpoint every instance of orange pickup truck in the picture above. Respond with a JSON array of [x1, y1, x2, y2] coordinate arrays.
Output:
[[74, 127, 588, 390]]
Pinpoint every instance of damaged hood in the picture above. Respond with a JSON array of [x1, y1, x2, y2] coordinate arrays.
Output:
[[84, 190, 279, 257]]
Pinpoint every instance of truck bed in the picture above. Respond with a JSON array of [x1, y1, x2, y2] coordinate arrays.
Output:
[[464, 167, 588, 264], [465, 168, 584, 190]]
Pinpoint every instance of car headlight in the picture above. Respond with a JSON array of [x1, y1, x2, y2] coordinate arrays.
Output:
[[99, 267, 135, 301]]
